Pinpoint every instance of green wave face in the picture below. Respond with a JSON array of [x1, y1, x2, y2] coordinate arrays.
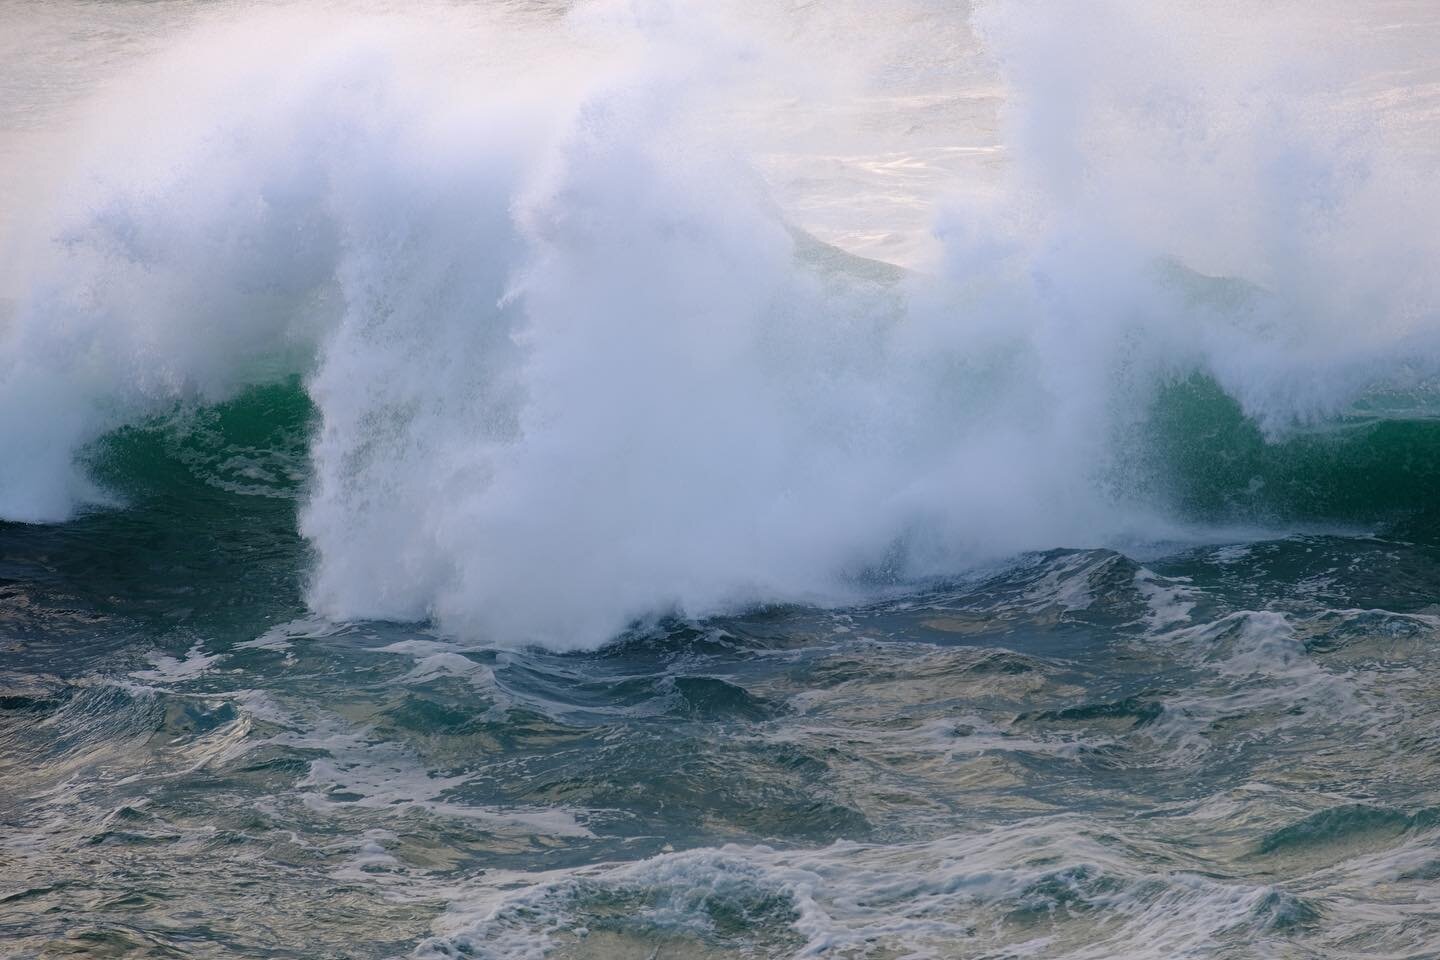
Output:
[[62, 364, 1440, 608], [1138, 373, 1440, 536], [16, 381, 319, 642], [83, 378, 314, 505]]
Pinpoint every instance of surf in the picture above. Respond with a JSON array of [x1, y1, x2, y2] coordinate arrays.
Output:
[[2, 0, 1439, 648]]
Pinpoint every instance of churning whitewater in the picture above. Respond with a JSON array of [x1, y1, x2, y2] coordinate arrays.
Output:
[[3, 0, 1440, 958]]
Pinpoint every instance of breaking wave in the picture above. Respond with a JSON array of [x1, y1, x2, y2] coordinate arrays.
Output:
[[3, 0, 1439, 647]]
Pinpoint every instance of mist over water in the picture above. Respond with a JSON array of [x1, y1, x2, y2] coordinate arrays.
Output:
[[4, 2, 1440, 958], [3, 0, 1440, 646]]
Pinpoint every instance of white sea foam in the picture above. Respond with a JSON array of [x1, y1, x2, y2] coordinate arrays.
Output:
[[1134, 567, 1198, 631], [1144, 610, 1371, 762], [414, 820, 1327, 959], [3, 1, 1440, 647], [130, 643, 223, 683], [236, 616, 338, 652]]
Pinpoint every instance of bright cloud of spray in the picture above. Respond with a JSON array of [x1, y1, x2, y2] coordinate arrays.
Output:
[[1, 0, 1438, 647]]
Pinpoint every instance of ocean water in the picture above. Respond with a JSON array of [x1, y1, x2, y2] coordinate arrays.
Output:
[[4, 1, 1440, 957]]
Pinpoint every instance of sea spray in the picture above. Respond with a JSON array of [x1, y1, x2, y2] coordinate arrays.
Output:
[[6, 6, 1440, 958], [2, 0, 1439, 646]]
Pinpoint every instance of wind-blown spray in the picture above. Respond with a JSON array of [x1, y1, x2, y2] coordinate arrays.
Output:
[[2, 0, 1439, 647]]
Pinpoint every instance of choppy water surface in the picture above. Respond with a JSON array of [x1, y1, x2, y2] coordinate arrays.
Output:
[[5, 0, 1440, 957], [6, 402, 1440, 957]]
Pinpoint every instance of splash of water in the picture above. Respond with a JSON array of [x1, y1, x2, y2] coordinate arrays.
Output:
[[2, 0, 1438, 647]]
